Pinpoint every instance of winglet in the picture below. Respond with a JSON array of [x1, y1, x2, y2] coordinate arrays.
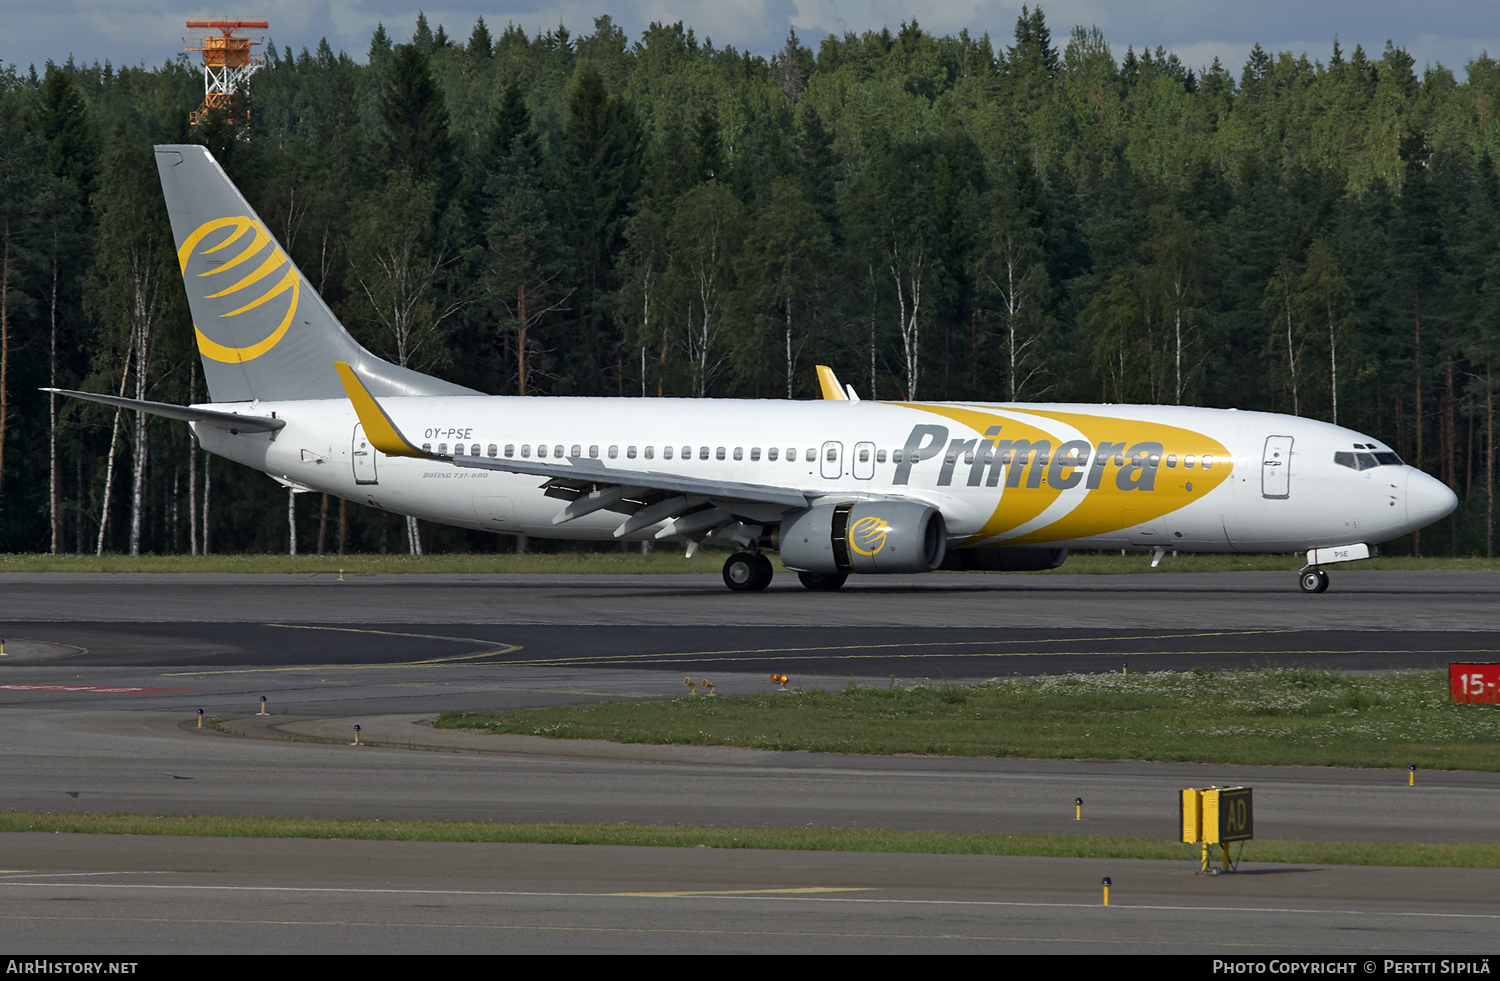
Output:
[[816, 365, 847, 401], [334, 361, 433, 459]]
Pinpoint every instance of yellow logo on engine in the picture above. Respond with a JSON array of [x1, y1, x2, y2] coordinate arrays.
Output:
[[849, 515, 892, 556], [177, 216, 300, 364]]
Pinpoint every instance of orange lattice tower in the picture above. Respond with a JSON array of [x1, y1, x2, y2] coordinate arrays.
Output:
[[184, 16, 268, 126]]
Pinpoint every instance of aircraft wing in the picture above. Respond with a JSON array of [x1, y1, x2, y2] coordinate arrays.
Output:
[[336, 362, 809, 542], [43, 388, 286, 433]]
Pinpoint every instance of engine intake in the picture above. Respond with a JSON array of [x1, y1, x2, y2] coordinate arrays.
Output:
[[778, 502, 947, 574]]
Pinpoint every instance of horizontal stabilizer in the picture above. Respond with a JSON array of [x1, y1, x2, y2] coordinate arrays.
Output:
[[43, 388, 285, 433]]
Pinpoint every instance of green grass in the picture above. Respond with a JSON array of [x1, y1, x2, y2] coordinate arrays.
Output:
[[1, 812, 1495, 868], [0, 550, 1497, 574], [437, 669, 1500, 771]]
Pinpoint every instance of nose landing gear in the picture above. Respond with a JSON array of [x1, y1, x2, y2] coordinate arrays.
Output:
[[1298, 568, 1330, 593], [723, 551, 774, 592]]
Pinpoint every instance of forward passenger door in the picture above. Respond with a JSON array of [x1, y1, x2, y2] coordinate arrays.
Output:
[[1262, 436, 1293, 499]]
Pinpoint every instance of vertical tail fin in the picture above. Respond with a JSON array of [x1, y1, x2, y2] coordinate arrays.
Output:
[[154, 144, 476, 402]]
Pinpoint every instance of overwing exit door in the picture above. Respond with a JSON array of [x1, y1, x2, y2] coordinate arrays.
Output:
[[353, 424, 378, 484], [1262, 435, 1292, 499]]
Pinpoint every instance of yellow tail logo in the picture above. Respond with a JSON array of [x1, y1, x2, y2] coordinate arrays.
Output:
[[178, 216, 300, 363]]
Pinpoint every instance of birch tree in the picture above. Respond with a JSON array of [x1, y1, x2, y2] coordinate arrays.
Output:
[[86, 130, 172, 556], [668, 181, 741, 398]]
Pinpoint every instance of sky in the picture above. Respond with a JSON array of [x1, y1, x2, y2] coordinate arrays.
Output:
[[2, 1, 1497, 82]]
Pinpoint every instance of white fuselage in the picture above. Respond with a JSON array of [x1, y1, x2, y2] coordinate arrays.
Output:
[[193, 396, 1452, 554]]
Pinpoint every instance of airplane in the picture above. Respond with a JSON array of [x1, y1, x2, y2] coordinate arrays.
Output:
[[49, 145, 1458, 594]]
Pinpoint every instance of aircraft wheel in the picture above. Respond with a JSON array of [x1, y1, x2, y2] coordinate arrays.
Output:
[[797, 571, 848, 591], [1315, 570, 1330, 593], [1299, 569, 1326, 594], [723, 552, 764, 592], [751, 553, 774, 590]]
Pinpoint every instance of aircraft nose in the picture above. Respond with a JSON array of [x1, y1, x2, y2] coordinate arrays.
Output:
[[1406, 469, 1458, 527]]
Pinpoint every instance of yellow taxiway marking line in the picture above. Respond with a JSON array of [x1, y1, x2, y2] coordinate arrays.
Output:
[[163, 624, 522, 675], [2, 880, 1498, 920], [494, 629, 1296, 667]]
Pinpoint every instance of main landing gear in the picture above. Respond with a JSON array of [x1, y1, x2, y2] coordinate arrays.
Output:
[[1298, 569, 1330, 593], [797, 571, 847, 591], [723, 552, 774, 592]]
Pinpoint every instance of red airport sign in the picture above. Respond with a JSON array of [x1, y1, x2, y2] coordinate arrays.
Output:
[[1449, 663, 1500, 704]]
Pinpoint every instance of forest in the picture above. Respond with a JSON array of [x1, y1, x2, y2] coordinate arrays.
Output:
[[1, 8, 1498, 557]]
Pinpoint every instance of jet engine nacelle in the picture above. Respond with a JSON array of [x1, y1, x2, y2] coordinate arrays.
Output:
[[777, 502, 947, 574]]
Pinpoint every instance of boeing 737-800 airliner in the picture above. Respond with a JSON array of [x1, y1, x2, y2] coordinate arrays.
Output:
[[51, 146, 1458, 593]]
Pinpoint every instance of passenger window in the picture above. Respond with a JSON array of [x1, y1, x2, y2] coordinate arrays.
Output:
[[625, 446, 634, 459], [589, 445, 599, 459], [683, 445, 692, 459], [806, 448, 815, 461], [1184, 454, 1195, 468], [945, 450, 957, 464], [663, 446, 674, 460], [422, 443, 432, 453], [504, 444, 514, 458], [892, 450, 902, 464], [787, 448, 798, 462], [608, 445, 618, 459], [827, 447, 838, 462], [716, 447, 726, 460], [700, 446, 710, 460], [1201, 454, 1214, 469], [962, 450, 972, 464], [750, 447, 761, 461], [644, 446, 654, 460], [521, 444, 531, 458], [1148, 453, 1160, 468], [439, 443, 449, 455], [571, 444, 581, 458], [1165, 454, 1176, 468], [471, 444, 480, 457], [733, 447, 743, 461], [860, 448, 871, 462], [555, 445, 565, 458], [768, 447, 779, 461], [877, 449, 887, 463], [537, 445, 548, 458]]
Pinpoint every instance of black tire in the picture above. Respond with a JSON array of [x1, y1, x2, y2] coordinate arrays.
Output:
[[1299, 570, 1323, 593], [751, 553, 774, 591], [723, 552, 760, 592], [798, 571, 848, 591], [1315, 570, 1330, 593]]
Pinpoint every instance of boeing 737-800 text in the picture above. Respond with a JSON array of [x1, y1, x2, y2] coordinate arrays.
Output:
[[50, 146, 1458, 593]]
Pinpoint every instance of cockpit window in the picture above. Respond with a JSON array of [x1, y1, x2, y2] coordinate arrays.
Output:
[[1335, 449, 1404, 470]]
